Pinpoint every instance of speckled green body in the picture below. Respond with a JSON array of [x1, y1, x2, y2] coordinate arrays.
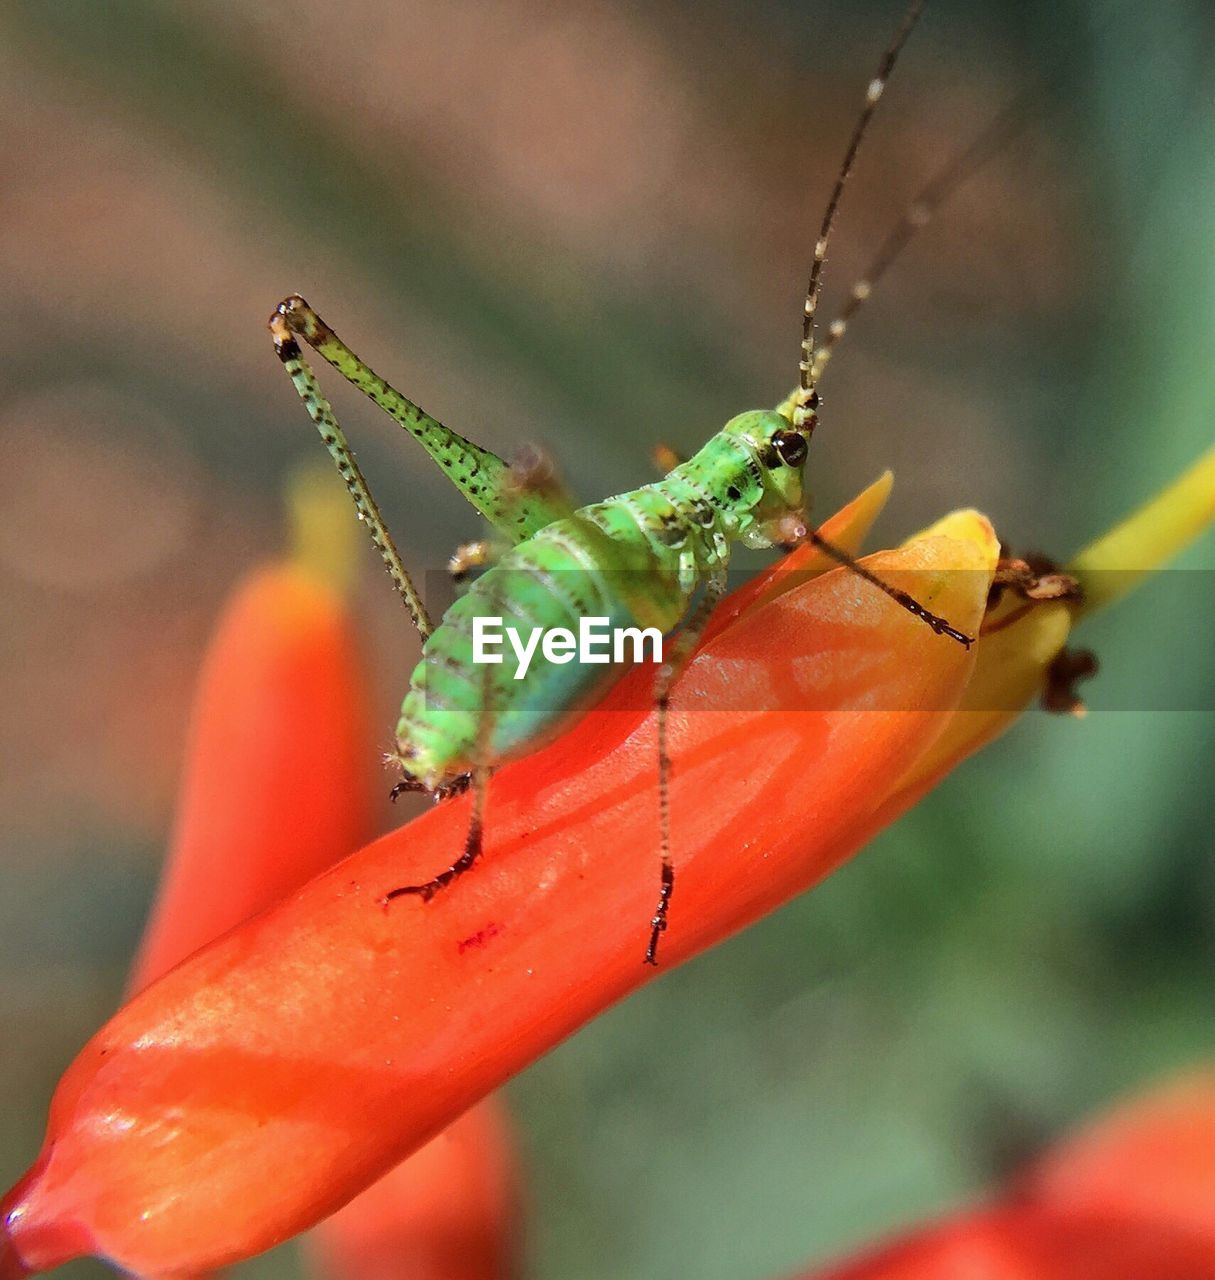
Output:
[[395, 409, 810, 787]]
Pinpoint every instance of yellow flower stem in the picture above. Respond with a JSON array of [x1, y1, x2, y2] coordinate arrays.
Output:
[[1069, 444, 1215, 621]]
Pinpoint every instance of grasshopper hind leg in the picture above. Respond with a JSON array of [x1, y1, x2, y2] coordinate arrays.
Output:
[[383, 582, 501, 910], [270, 307, 433, 639], [383, 763, 490, 904], [388, 771, 472, 804]]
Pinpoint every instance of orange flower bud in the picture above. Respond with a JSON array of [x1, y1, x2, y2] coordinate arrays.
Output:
[[806, 1205, 1215, 1279], [2, 503, 992, 1277], [128, 561, 374, 993], [307, 1102, 518, 1280], [1022, 1070, 1215, 1245], [799, 1065, 1215, 1279]]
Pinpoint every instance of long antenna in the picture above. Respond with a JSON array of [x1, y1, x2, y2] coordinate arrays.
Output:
[[810, 93, 1027, 384], [794, 0, 925, 432]]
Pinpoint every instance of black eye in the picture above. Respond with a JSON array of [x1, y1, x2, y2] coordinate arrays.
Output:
[[773, 430, 808, 467]]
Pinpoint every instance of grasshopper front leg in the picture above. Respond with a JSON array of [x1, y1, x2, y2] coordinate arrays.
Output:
[[807, 528, 973, 647]]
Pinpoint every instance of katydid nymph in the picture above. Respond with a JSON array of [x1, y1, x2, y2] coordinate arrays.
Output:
[[270, 0, 975, 965]]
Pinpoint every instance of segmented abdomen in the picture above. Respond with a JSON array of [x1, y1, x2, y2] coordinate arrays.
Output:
[[395, 512, 689, 788]]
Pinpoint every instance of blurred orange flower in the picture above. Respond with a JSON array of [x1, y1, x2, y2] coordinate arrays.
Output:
[[307, 1102, 518, 1280], [1022, 1069, 1215, 1251], [806, 1204, 1215, 1280], [799, 1068, 1215, 1279], [128, 558, 373, 994]]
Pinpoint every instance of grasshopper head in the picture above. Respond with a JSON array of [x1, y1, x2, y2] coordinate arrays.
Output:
[[722, 410, 812, 549]]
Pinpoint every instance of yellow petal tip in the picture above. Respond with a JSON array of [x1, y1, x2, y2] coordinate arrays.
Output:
[[904, 508, 1000, 573], [286, 463, 361, 597]]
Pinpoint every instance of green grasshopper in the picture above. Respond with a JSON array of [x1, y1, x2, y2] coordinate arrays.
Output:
[[270, 0, 974, 965]]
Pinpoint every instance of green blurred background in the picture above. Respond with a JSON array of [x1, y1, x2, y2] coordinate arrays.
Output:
[[2, 1, 1214, 1277]]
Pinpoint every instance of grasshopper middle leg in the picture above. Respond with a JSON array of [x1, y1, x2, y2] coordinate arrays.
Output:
[[648, 568, 729, 966]]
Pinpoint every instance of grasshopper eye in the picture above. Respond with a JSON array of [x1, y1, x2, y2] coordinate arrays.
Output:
[[773, 430, 808, 467]]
